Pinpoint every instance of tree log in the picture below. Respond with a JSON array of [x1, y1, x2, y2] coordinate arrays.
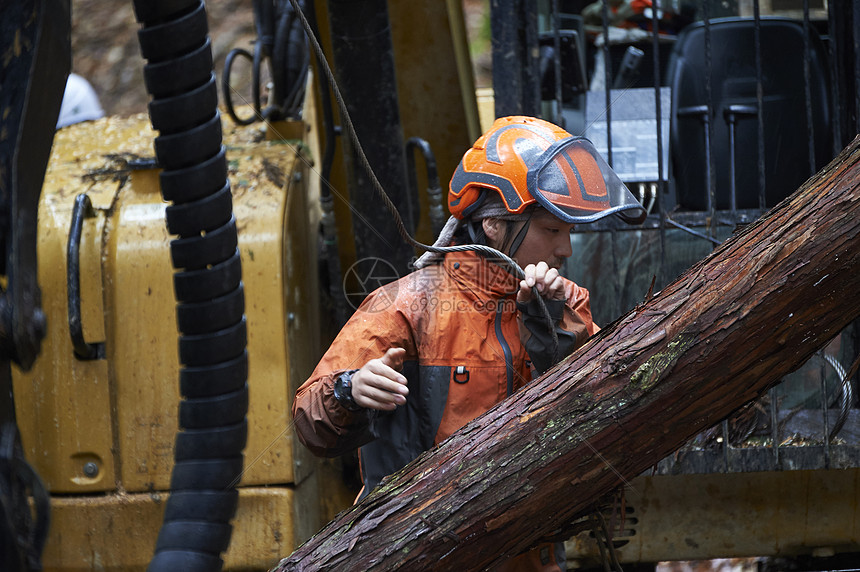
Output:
[[275, 137, 860, 571]]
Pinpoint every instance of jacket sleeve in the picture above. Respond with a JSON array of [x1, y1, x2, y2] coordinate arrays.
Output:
[[517, 279, 599, 374], [292, 284, 417, 458]]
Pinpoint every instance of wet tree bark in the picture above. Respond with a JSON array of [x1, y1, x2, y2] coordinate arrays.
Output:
[[275, 137, 860, 571]]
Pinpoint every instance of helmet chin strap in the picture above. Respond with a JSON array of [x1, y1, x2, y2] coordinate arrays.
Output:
[[506, 214, 533, 259], [466, 219, 486, 244], [467, 212, 533, 261]]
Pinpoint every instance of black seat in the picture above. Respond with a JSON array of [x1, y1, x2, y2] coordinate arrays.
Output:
[[667, 17, 832, 211]]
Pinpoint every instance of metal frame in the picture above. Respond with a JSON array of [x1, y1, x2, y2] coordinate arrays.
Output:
[[536, 0, 860, 478]]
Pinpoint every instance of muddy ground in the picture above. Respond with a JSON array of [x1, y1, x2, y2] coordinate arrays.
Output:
[[71, 0, 255, 117]]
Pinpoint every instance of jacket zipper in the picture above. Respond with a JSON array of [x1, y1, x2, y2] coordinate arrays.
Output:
[[494, 304, 514, 397]]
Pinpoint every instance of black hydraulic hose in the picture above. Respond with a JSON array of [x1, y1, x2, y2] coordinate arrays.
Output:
[[303, 0, 346, 326], [132, 1, 248, 570], [405, 137, 444, 237]]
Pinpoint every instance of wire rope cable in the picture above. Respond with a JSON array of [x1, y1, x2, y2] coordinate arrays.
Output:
[[286, 0, 560, 361]]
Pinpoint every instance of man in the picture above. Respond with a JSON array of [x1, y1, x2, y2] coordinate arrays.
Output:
[[293, 116, 645, 571]]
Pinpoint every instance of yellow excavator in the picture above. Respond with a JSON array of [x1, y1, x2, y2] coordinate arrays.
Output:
[[3, 1, 476, 570], [2, 0, 858, 571]]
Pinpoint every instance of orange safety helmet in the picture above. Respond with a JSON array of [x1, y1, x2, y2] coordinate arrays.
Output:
[[449, 116, 646, 225]]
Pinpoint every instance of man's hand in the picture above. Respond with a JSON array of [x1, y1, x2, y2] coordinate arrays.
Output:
[[351, 347, 409, 411], [517, 261, 566, 304]]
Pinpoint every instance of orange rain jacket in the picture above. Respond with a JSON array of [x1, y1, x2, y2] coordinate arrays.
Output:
[[293, 250, 598, 571]]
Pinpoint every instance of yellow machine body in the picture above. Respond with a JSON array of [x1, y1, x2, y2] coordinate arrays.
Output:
[[8, 2, 480, 567], [11, 115, 345, 570]]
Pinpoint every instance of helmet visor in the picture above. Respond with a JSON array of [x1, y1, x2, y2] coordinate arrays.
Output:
[[527, 137, 647, 224]]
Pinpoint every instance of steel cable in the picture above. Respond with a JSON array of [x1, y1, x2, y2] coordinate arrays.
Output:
[[286, 0, 560, 361]]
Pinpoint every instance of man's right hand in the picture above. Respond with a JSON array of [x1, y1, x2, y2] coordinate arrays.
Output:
[[351, 347, 409, 411]]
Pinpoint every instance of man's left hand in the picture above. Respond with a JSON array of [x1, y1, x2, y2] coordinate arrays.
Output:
[[517, 261, 566, 303]]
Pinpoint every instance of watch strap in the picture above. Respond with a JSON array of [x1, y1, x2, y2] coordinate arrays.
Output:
[[333, 369, 361, 411]]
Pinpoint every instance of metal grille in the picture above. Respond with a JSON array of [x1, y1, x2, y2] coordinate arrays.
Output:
[[544, 0, 860, 473]]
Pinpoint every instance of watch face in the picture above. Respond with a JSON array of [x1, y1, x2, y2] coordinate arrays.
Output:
[[334, 370, 360, 411]]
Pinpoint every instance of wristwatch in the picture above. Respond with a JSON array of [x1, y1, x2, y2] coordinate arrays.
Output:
[[333, 369, 361, 411]]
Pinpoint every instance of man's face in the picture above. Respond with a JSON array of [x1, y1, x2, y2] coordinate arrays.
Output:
[[510, 209, 574, 269]]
